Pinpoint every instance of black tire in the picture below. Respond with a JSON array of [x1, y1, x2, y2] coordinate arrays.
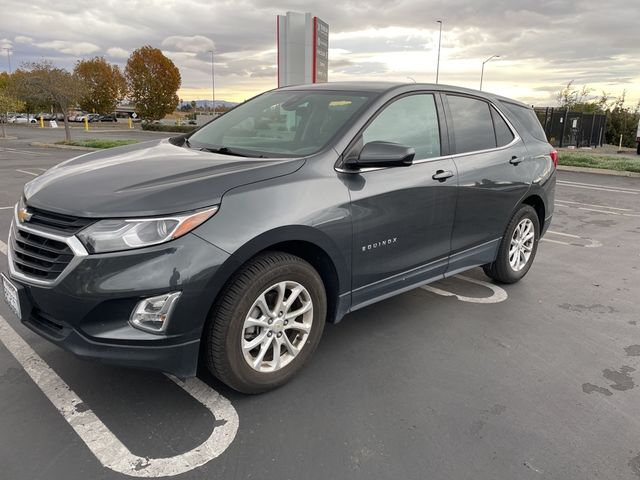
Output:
[[483, 204, 540, 284], [204, 251, 326, 394]]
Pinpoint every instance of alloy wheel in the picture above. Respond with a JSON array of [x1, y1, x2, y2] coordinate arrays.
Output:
[[241, 281, 314, 372], [509, 218, 535, 272]]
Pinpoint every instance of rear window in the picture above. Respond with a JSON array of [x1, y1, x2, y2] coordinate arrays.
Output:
[[500, 101, 548, 142]]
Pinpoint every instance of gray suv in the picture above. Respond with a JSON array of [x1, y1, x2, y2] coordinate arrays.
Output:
[[2, 82, 556, 393]]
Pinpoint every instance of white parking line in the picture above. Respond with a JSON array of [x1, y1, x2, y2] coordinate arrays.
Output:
[[0, 239, 6, 255], [543, 230, 602, 248], [546, 230, 580, 238], [421, 274, 508, 304], [15, 169, 39, 176], [555, 199, 633, 211], [0, 244, 239, 477], [0, 206, 14, 210], [542, 238, 572, 246], [557, 180, 639, 195], [558, 180, 640, 193], [555, 202, 640, 218]]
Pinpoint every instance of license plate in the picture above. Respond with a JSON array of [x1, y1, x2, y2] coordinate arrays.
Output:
[[1, 274, 21, 320]]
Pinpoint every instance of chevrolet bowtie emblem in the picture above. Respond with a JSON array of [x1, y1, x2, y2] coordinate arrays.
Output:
[[18, 207, 33, 223]]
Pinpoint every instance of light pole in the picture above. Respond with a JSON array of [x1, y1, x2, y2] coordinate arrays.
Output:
[[2, 48, 11, 73], [208, 50, 215, 116], [435, 20, 442, 84], [480, 54, 499, 91]]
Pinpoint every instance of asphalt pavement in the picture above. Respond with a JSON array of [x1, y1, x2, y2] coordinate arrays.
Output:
[[1, 126, 639, 479]]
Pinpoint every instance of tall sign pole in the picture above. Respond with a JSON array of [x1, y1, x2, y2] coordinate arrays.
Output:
[[209, 50, 215, 115], [3, 48, 11, 73], [435, 20, 442, 84]]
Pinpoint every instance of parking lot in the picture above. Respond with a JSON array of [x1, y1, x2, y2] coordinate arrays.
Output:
[[1, 126, 640, 479]]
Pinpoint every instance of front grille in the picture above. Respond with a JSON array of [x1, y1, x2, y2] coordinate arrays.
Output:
[[10, 227, 74, 281], [26, 207, 94, 235]]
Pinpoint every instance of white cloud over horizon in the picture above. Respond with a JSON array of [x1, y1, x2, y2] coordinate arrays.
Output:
[[0, 0, 638, 105]]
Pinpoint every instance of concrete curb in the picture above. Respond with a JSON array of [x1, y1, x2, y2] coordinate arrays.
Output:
[[557, 165, 640, 178], [30, 142, 98, 151]]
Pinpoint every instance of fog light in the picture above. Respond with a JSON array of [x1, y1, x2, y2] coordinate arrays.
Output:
[[130, 292, 181, 334]]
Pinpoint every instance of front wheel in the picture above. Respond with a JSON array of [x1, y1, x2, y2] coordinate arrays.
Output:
[[483, 204, 540, 284], [204, 251, 326, 394]]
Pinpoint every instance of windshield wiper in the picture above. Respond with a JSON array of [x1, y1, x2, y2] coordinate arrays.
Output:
[[199, 146, 267, 158]]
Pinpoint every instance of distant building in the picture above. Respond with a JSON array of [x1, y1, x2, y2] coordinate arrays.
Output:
[[277, 11, 328, 87]]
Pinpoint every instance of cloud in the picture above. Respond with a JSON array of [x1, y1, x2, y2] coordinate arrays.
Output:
[[36, 40, 100, 56], [0, 0, 637, 104], [162, 35, 215, 54], [106, 47, 129, 58], [14, 36, 32, 45]]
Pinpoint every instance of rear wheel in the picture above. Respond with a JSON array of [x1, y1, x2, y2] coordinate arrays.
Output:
[[204, 251, 326, 394], [483, 204, 540, 284]]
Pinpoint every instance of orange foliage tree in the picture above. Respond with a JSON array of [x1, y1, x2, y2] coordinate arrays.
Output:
[[125, 46, 181, 121]]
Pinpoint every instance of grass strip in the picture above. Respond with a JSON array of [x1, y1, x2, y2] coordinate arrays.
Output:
[[558, 152, 640, 173], [55, 139, 138, 149]]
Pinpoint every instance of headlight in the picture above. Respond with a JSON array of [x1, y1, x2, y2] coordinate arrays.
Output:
[[77, 206, 219, 253]]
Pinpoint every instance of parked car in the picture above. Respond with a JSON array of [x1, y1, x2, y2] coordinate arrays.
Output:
[[11, 115, 37, 124], [75, 113, 89, 122], [87, 113, 101, 123], [98, 114, 117, 122], [2, 83, 556, 393], [636, 119, 640, 155]]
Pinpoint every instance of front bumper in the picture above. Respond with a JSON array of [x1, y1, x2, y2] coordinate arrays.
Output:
[[4, 229, 230, 378]]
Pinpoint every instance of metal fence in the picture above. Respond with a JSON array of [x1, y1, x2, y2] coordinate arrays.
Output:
[[534, 107, 606, 148]]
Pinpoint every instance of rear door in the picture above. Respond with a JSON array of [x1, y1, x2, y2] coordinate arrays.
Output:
[[343, 93, 458, 309], [443, 93, 531, 275]]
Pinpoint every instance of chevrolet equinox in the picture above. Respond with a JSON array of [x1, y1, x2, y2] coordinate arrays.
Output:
[[2, 83, 556, 393]]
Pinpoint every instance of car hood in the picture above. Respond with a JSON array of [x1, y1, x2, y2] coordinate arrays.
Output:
[[24, 139, 305, 218]]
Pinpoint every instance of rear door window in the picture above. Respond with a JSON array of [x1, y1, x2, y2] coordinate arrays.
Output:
[[446, 95, 496, 154]]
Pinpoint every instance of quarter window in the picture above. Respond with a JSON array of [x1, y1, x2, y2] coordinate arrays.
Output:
[[491, 106, 515, 147], [447, 95, 496, 154], [362, 94, 441, 160]]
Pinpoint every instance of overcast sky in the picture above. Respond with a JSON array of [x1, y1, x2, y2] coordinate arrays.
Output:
[[1, 0, 639, 105]]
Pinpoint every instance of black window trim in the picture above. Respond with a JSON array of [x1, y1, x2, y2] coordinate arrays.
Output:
[[335, 90, 448, 173], [335, 90, 521, 174]]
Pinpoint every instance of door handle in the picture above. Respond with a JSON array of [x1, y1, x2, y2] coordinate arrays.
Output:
[[432, 170, 454, 182], [509, 156, 523, 165]]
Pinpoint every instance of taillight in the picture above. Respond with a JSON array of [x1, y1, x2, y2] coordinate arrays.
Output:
[[550, 149, 558, 168]]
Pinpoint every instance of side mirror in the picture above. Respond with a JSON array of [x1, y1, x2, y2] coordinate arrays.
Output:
[[348, 141, 415, 169]]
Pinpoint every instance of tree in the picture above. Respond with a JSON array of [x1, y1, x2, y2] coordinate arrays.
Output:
[[10, 62, 85, 142], [74, 57, 126, 114], [125, 46, 181, 121], [554, 81, 640, 148], [0, 76, 25, 138]]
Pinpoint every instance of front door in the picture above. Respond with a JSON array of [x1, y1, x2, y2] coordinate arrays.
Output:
[[343, 93, 458, 309]]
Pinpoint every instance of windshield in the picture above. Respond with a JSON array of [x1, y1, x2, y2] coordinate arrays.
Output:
[[188, 90, 373, 157]]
